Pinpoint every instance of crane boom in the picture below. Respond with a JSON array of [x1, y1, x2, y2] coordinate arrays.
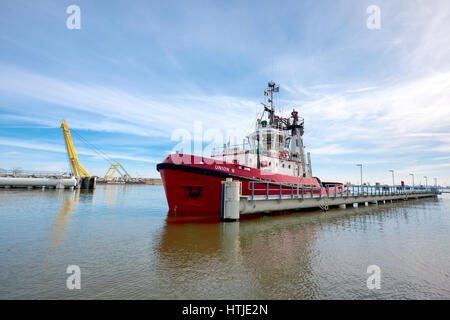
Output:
[[61, 120, 90, 177], [103, 162, 120, 179]]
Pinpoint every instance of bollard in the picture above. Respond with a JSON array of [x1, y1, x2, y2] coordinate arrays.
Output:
[[81, 177, 90, 189], [88, 177, 97, 189], [220, 178, 241, 222]]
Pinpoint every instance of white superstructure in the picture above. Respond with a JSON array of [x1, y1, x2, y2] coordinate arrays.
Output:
[[211, 82, 313, 178]]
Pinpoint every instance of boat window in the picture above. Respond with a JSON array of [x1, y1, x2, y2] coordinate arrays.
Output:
[[247, 137, 253, 151], [278, 135, 284, 147], [285, 137, 291, 149], [266, 133, 272, 150]]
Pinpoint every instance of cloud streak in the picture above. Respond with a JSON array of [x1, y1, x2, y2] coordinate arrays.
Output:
[[1, 0, 450, 182], [0, 64, 258, 139], [0, 137, 159, 164]]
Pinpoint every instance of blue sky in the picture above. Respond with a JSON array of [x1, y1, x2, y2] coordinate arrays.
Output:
[[1, 0, 450, 185]]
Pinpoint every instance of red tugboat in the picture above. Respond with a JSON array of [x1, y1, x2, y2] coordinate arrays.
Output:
[[157, 82, 344, 217]]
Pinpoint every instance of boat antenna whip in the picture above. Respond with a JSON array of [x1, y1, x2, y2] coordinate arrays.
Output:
[[267, 81, 276, 125]]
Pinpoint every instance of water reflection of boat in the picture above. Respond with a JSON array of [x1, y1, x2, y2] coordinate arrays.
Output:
[[155, 198, 441, 298], [155, 214, 320, 298]]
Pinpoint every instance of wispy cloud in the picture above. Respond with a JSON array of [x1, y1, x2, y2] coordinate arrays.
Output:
[[0, 64, 258, 140], [1, 0, 450, 182], [0, 137, 158, 164]]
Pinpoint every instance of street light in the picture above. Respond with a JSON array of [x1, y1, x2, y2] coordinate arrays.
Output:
[[389, 170, 395, 186], [409, 173, 414, 190], [356, 164, 362, 186]]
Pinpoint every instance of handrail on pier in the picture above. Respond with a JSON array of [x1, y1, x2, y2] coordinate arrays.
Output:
[[247, 181, 439, 201]]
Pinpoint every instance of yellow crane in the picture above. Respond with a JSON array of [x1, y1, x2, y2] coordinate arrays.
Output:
[[103, 162, 120, 180], [61, 120, 90, 177], [61, 120, 131, 182]]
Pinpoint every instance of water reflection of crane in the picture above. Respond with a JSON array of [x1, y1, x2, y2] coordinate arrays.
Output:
[[103, 184, 120, 206], [60, 120, 132, 182], [50, 189, 80, 249]]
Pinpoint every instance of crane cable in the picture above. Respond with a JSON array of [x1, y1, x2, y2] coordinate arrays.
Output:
[[70, 129, 129, 178]]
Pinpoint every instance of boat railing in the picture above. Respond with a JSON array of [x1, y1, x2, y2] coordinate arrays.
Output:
[[247, 181, 439, 200], [212, 145, 249, 156], [0, 169, 71, 178], [211, 145, 282, 157]]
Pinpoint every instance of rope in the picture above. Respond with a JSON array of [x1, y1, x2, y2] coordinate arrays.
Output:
[[319, 196, 329, 211], [70, 129, 130, 178]]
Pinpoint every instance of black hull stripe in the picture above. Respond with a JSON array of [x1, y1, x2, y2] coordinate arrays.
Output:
[[156, 162, 311, 187], [157, 162, 237, 180]]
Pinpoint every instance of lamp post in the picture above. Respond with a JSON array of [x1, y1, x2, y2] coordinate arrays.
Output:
[[356, 164, 362, 186], [389, 170, 395, 186], [409, 173, 414, 191]]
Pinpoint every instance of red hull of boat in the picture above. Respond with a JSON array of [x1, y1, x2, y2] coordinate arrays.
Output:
[[157, 154, 329, 216]]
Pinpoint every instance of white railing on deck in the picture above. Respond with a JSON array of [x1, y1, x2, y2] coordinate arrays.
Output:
[[247, 181, 439, 200]]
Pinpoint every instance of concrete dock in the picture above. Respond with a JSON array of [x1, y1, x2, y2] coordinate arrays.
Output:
[[239, 190, 438, 214], [0, 171, 96, 190], [0, 176, 77, 189], [220, 179, 441, 221]]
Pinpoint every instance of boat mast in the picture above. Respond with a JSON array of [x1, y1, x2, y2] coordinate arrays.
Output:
[[256, 81, 311, 177], [256, 81, 277, 169], [289, 111, 307, 177], [267, 81, 276, 126]]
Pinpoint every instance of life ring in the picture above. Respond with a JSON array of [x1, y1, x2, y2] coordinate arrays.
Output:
[[279, 151, 287, 160]]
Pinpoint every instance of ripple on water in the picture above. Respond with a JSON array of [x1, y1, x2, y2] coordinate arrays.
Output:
[[0, 187, 449, 299]]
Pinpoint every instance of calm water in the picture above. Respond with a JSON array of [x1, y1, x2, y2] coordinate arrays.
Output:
[[0, 185, 449, 299]]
